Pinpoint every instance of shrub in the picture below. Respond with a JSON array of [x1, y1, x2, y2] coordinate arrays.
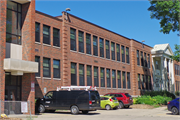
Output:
[[175, 91, 180, 96], [144, 90, 175, 99], [133, 95, 172, 106]]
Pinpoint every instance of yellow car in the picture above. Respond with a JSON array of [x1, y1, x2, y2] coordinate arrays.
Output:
[[100, 96, 119, 110]]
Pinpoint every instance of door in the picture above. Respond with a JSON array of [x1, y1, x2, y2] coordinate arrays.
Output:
[[5, 87, 17, 101], [44, 91, 56, 110]]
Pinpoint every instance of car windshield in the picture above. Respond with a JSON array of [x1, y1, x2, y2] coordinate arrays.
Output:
[[125, 93, 131, 97]]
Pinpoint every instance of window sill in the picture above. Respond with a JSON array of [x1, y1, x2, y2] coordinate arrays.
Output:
[[43, 77, 51, 80], [35, 76, 41, 79], [78, 52, 85, 54], [93, 55, 99, 58], [70, 50, 77, 53], [53, 46, 60, 49], [43, 44, 51, 47], [86, 54, 92, 56], [53, 78, 61, 80], [106, 88, 111, 89], [35, 42, 41, 44], [100, 87, 106, 89]]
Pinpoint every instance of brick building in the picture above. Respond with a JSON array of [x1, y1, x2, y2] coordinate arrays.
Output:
[[0, 0, 179, 114]]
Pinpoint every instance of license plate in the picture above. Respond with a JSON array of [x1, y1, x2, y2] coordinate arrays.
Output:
[[114, 101, 118, 103]]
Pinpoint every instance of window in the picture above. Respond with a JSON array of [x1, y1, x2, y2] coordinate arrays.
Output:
[[138, 74, 141, 89], [71, 63, 77, 85], [106, 69, 111, 88], [148, 76, 152, 90], [35, 22, 40, 42], [78, 31, 84, 53], [70, 28, 76, 51], [99, 38, 104, 57], [93, 36, 98, 56], [122, 71, 126, 89], [156, 61, 159, 69], [137, 50, 140, 65], [79, 64, 84, 86], [53, 59, 60, 78], [142, 75, 145, 90], [112, 70, 116, 88], [141, 52, 144, 66], [144, 53, 147, 67], [127, 72, 130, 89], [116, 44, 120, 61], [94, 67, 99, 87], [53, 28, 60, 47], [45, 92, 53, 99], [100, 68, 105, 87], [148, 54, 150, 68], [145, 75, 148, 90], [6, 1, 22, 45], [43, 25, 50, 45], [106, 40, 110, 59], [111, 42, 115, 60], [86, 33, 91, 54], [87, 65, 92, 86], [126, 47, 129, 63], [121, 46, 125, 62], [43, 58, 50, 77], [117, 71, 121, 88], [167, 60, 169, 72], [35, 56, 40, 77]]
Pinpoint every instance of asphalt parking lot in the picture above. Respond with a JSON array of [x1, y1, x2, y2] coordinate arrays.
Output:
[[32, 107, 180, 120]]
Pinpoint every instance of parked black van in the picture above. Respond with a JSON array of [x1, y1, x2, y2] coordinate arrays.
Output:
[[35, 90, 101, 114]]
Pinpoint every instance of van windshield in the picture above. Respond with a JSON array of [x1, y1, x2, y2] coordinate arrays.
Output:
[[89, 91, 100, 100]]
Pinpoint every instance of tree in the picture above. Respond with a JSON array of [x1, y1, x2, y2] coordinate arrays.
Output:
[[171, 44, 180, 62], [148, 0, 180, 34]]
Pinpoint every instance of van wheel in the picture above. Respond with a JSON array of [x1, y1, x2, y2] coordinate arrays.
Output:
[[38, 104, 45, 113], [105, 105, 111, 110], [82, 110, 89, 114], [71, 105, 79, 115], [171, 107, 179, 115], [119, 102, 124, 109]]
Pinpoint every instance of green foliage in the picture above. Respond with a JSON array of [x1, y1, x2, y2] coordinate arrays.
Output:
[[148, 0, 180, 34], [133, 95, 172, 106], [171, 44, 180, 62], [175, 91, 180, 96], [144, 90, 176, 99]]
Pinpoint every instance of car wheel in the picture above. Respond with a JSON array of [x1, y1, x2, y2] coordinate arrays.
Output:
[[119, 102, 124, 109], [71, 105, 79, 115], [124, 105, 130, 108], [38, 104, 45, 113], [171, 107, 179, 115], [82, 110, 89, 114], [105, 105, 111, 110]]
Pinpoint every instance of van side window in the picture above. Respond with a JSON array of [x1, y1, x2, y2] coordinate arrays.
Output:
[[45, 92, 53, 99], [100, 97, 104, 100]]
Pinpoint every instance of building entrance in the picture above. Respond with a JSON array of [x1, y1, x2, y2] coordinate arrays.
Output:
[[5, 73, 22, 101]]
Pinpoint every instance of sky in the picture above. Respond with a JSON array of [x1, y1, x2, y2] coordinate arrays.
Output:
[[36, 0, 179, 52]]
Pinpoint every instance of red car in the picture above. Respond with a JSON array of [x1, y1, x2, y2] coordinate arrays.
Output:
[[104, 93, 133, 109]]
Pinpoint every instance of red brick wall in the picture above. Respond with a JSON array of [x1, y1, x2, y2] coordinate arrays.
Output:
[[34, 11, 63, 98], [0, 0, 7, 113], [21, 1, 36, 114], [174, 60, 180, 91], [60, 12, 153, 96]]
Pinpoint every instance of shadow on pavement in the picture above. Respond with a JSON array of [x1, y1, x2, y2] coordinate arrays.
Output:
[[35, 111, 100, 116]]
